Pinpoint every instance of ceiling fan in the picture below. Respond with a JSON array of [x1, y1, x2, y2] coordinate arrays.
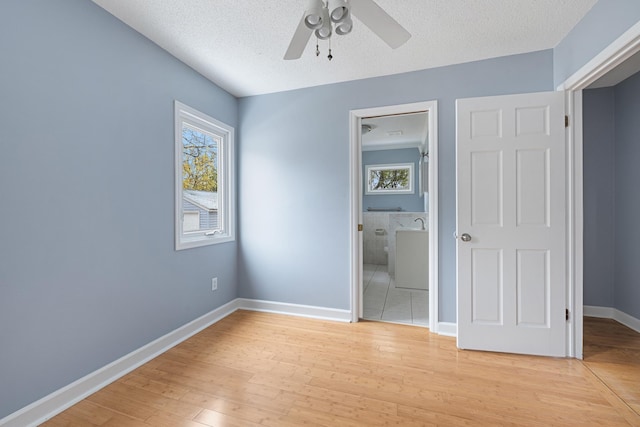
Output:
[[284, 0, 411, 60]]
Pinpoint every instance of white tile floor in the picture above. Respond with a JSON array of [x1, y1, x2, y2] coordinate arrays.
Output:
[[362, 264, 429, 326]]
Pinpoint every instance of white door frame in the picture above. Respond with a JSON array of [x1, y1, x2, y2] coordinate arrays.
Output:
[[349, 100, 439, 332], [558, 21, 640, 359]]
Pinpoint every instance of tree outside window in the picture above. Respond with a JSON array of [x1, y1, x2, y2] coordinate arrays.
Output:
[[365, 163, 414, 195], [182, 127, 219, 193]]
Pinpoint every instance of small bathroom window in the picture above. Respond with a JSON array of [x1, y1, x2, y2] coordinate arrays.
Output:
[[365, 163, 414, 195]]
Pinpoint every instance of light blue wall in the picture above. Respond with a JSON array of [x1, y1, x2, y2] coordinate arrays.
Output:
[[0, 0, 238, 419], [238, 50, 554, 319], [582, 88, 616, 307], [362, 148, 424, 213], [613, 71, 640, 319], [554, 0, 640, 87]]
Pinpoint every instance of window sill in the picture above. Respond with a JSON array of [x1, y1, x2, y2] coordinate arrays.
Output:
[[176, 233, 235, 251]]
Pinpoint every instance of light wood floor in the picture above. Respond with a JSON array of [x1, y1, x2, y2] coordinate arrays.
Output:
[[42, 311, 640, 426], [584, 316, 640, 418]]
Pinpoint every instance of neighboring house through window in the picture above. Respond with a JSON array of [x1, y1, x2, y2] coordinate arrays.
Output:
[[175, 101, 235, 250]]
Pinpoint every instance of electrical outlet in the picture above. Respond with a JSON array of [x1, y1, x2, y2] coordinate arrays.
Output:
[[211, 277, 218, 291]]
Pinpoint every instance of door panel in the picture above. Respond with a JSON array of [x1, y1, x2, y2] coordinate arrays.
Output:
[[471, 248, 503, 324], [516, 149, 549, 226], [516, 249, 549, 326], [456, 91, 566, 357], [471, 151, 503, 226]]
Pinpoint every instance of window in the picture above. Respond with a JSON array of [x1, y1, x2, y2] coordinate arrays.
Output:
[[365, 163, 414, 195], [175, 101, 235, 250]]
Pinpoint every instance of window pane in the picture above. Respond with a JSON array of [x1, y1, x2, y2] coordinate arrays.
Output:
[[181, 125, 220, 233], [365, 163, 414, 195], [370, 168, 410, 190]]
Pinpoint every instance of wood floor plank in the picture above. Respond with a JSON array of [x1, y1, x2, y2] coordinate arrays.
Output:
[[42, 400, 115, 426], [100, 382, 203, 419], [85, 386, 157, 421], [140, 409, 211, 427], [99, 413, 151, 427], [397, 404, 493, 427], [120, 372, 191, 401], [583, 316, 640, 424], [40, 412, 102, 427], [179, 388, 296, 416], [193, 408, 264, 427], [290, 396, 423, 427], [41, 311, 640, 426]]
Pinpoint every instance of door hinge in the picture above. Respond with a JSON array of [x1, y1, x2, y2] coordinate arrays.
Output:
[[565, 115, 569, 128], [565, 308, 569, 321], [358, 224, 363, 232]]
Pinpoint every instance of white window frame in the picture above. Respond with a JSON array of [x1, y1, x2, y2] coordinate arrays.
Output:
[[365, 162, 415, 195], [175, 101, 235, 250]]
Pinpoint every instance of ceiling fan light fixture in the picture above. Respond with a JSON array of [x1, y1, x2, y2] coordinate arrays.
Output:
[[304, 0, 324, 30], [335, 12, 353, 35], [285, 0, 411, 60], [328, 0, 349, 23], [315, 7, 332, 40]]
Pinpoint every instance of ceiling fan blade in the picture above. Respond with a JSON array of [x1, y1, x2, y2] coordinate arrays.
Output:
[[284, 13, 314, 60], [350, 0, 411, 49]]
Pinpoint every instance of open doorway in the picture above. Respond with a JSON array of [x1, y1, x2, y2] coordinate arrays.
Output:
[[361, 112, 429, 326], [349, 101, 439, 331], [558, 21, 640, 359], [578, 50, 640, 412], [582, 52, 640, 332]]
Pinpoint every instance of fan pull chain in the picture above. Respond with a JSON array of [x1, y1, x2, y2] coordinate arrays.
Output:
[[315, 35, 333, 61]]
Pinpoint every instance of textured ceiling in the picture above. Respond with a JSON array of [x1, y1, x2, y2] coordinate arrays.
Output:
[[362, 113, 428, 151], [92, 0, 597, 97]]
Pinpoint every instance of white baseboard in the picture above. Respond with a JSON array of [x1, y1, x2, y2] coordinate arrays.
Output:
[[583, 305, 615, 319], [0, 299, 241, 427], [614, 309, 640, 334], [437, 322, 457, 337], [0, 298, 354, 426], [2, 298, 461, 426], [237, 298, 352, 322], [584, 305, 640, 334]]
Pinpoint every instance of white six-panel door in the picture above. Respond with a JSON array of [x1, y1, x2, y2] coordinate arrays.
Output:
[[456, 91, 566, 357]]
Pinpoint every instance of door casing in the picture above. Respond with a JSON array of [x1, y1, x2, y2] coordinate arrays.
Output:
[[349, 101, 439, 331]]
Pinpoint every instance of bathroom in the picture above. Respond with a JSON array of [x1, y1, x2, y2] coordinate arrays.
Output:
[[361, 112, 429, 326]]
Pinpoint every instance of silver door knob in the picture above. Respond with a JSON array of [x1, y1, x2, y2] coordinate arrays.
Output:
[[460, 233, 472, 242]]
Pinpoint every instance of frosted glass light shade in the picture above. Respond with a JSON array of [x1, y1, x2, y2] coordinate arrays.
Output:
[[335, 12, 352, 35], [315, 7, 332, 40], [304, 0, 324, 29], [328, 0, 349, 23]]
